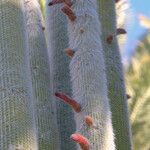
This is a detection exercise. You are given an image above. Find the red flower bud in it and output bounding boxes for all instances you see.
[61,5,76,22]
[106,34,113,44]
[117,28,127,35]
[55,92,81,112]
[85,116,93,126]
[115,0,120,3]
[64,48,75,57]
[127,94,131,99]
[71,133,90,150]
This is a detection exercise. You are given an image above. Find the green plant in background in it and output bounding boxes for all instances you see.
[39,0,46,17]
[126,26,150,149]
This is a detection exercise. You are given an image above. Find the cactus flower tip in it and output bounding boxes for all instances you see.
[42,26,45,30]
[115,0,120,3]
[55,92,81,112]
[64,48,75,58]
[117,28,127,35]
[127,94,131,99]
[61,5,76,22]
[85,116,93,126]
[71,133,90,150]
[48,2,53,6]
[106,34,113,44]
[55,92,59,97]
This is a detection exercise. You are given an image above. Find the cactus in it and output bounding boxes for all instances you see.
[0,0,38,149]
[23,0,60,149]
[45,1,76,149]
[66,0,115,149]
[97,0,133,149]
[0,0,132,149]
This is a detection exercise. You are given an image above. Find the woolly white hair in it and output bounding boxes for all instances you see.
[66,0,116,149]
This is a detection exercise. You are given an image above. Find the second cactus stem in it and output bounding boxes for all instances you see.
[53,0,116,149]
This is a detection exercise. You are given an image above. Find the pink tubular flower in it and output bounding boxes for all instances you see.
[61,5,76,22]
[55,92,81,112]
[71,133,90,150]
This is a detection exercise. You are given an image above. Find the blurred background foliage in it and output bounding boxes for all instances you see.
[126,29,150,150]
[39,0,45,17]
[126,16,150,150]
[40,0,150,149]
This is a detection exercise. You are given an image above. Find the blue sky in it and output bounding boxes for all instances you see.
[123,0,150,60]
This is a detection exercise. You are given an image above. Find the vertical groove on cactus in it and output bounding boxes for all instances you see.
[23,0,60,149]
[45,1,76,149]
[0,0,38,149]
[67,0,115,149]
[98,0,133,149]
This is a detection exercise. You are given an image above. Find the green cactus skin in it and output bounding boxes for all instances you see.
[0,0,38,149]
[97,0,133,149]
[45,1,76,150]
[23,0,60,149]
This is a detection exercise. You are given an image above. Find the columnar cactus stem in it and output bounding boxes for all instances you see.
[0,0,38,149]
[46,1,76,149]
[67,0,115,149]
[23,0,60,149]
[98,0,133,149]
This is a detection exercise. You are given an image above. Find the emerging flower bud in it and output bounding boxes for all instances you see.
[55,92,81,112]
[116,28,127,35]
[61,5,76,22]
[71,133,90,150]
[64,48,75,57]
[106,34,113,44]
